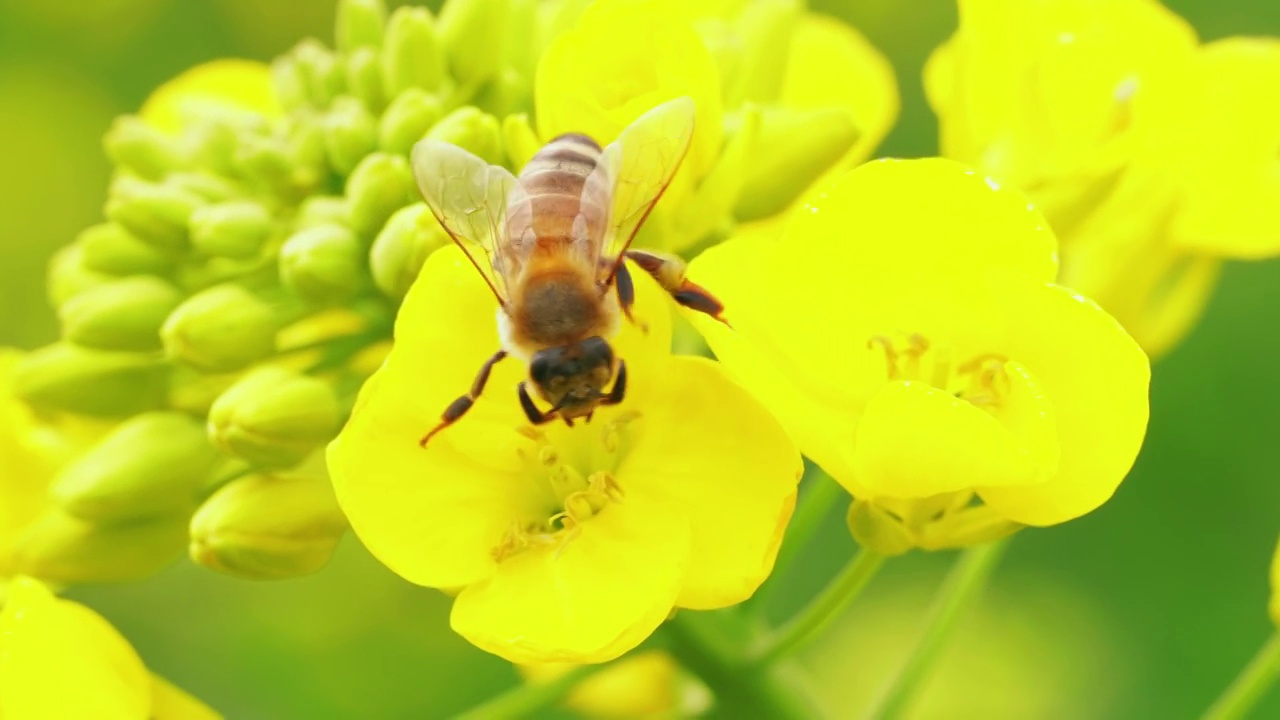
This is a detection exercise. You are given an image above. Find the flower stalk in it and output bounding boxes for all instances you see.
[1202,632,1280,720]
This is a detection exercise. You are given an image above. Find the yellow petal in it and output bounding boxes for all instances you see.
[451,492,690,664]
[1142,38,1280,259]
[851,381,1038,499]
[329,247,670,588]
[520,650,679,718]
[140,59,279,134]
[978,284,1149,526]
[1,350,56,561]
[779,14,898,165]
[618,356,800,608]
[0,577,151,719]
[151,674,223,720]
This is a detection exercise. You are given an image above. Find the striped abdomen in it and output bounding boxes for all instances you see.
[505,133,611,264]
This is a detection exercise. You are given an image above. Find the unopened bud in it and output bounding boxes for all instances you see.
[190,200,274,259]
[161,284,280,372]
[51,412,218,523]
[59,276,183,352]
[10,509,187,583]
[270,55,309,111]
[186,120,241,176]
[167,366,240,416]
[104,177,204,252]
[502,113,542,171]
[77,223,175,276]
[46,244,112,307]
[280,224,367,303]
[847,500,914,557]
[426,106,503,165]
[165,171,243,203]
[345,47,387,112]
[285,119,329,195]
[370,203,450,298]
[381,7,446,95]
[323,97,379,176]
[208,367,341,468]
[296,196,352,229]
[438,0,508,86]
[346,151,414,238]
[190,472,348,580]
[378,88,442,155]
[13,342,167,417]
[473,68,531,119]
[734,106,858,221]
[235,133,294,194]
[292,39,345,107]
[103,115,183,180]
[336,0,387,52]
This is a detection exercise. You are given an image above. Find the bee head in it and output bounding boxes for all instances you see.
[528,336,615,419]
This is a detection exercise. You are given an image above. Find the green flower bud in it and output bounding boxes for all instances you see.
[323,97,379,176]
[161,284,280,372]
[378,88,442,155]
[473,68,531,119]
[733,106,859,221]
[208,367,341,468]
[51,412,219,523]
[335,0,386,52]
[370,203,449,298]
[190,472,348,580]
[166,171,244,203]
[186,120,242,177]
[104,176,204,252]
[236,134,294,194]
[103,115,183,180]
[381,7,446,96]
[77,223,175,276]
[292,39,345,107]
[296,195,352,229]
[847,500,913,557]
[271,55,309,111]
[47,243,112,307]
[13,342,167,417]
[190,200,274,259]
[438,0,509,86]
[10,510,187,583]
[175,256,274,293]
[280,224,367,303]
[346,151,414,238]
[426,106,503,165]
[726,0,799,107]
[501,113,542,170]
[285,119,330,196]
[59,276,183,352]
[669,104,761,247]
[345,47,387,113]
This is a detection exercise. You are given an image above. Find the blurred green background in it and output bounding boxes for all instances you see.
[2,0,1279,717]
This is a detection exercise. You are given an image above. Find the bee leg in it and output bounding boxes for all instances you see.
[518,382,559,426]
[602,360,628,406]
[419,350,508,447]
[624,249,730,327]
[613,262,648,333]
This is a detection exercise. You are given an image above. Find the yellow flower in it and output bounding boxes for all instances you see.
[328,247,800,664]
[688,159,1149,551]
[535,0,724,178]
[519,650,696,718]
[140,59,280,134]
[0,576,219,719]
[925,0,1280,357]
[0,350,58,576]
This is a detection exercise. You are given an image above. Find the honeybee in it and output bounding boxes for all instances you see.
[411,97,728,446]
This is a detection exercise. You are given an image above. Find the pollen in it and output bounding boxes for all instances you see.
[868,333,1010,411]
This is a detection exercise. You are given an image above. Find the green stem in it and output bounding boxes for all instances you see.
[756,472,845,608]
[1202,633,1280,720]
[452,663,605,720]
[752,547,886,664]
[665,612,826,719]
[866,538,1010,720]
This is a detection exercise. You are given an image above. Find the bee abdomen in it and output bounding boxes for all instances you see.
[508,134,611,254]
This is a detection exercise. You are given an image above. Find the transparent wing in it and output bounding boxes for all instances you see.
[588,96,696,286]
[411,139,520,305]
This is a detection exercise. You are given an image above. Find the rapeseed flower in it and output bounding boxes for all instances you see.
[328,247,800,663]
[689,159,1149,552]
[926,0,1280,357]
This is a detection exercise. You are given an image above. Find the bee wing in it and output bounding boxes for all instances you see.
[589,97,696,286]
[411,139,520,305]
